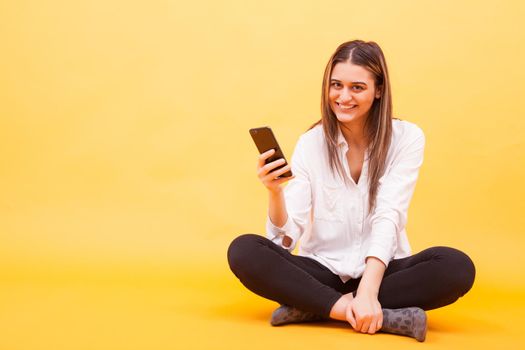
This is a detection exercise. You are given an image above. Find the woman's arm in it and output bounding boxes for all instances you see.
[349,125,426,334]
[347,257,385,334]
[367,127,426,269]
[265,135,312,251]
[357,256,386,296]
[268,189,292,247]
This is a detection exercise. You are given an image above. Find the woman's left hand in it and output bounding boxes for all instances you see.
[346,292,383,334]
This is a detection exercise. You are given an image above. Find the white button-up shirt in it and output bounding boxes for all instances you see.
[266,119,425,283]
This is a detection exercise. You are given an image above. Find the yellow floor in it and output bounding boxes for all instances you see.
[0,261,523,350]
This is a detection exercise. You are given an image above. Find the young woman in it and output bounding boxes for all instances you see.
[227,40,475,342]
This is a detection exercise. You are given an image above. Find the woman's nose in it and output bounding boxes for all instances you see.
[338,88,353,102]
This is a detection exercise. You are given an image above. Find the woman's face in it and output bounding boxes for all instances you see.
[329,61,381,125]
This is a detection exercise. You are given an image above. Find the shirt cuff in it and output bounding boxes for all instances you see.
[366,219,397,268]
[266,216,298,251]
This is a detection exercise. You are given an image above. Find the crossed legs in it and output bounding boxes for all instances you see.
[227,233,475,318]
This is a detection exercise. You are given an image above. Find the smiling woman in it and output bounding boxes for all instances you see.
[227,40,476,342]
[315,40,393,212]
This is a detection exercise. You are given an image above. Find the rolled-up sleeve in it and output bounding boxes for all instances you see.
[266,136,312,251]
[366,128,425,267]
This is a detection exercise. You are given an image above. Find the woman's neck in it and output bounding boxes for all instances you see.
[339,120,368,149]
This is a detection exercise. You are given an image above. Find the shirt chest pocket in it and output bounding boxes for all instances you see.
[314,181,345,223]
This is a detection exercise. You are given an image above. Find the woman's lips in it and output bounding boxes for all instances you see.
[336,102,357,110]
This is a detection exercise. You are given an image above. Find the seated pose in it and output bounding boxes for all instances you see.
[227,40,475,342]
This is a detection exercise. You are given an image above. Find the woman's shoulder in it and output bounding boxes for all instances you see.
[295,119,425,149]
[297,122,324,148]
[287,123,326,166]
[392,118,425,145]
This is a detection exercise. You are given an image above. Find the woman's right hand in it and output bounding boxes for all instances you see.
[257,149,295,193]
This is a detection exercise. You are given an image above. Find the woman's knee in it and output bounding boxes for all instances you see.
[431,246,476,295]
[227,233,266,273]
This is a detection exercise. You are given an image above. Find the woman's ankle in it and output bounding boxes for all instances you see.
[329,293,354,321]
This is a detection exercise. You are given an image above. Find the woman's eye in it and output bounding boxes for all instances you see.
[352,86,364,91]
[331,82,341,88]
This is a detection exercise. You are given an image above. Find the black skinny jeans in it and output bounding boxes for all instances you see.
[227,234,476,318]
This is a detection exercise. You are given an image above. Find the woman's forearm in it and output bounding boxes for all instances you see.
[268,189,292,248]
[357,256,386,296]
[268,189,288,228]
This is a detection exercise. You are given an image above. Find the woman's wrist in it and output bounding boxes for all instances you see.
[268,187,283,196]
[356,287,379,298]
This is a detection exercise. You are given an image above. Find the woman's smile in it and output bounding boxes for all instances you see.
[335,103,358,111]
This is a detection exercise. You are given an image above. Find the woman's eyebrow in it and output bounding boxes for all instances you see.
[330,79,367,85]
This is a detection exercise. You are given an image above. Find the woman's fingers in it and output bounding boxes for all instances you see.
[259,158,290,179]
[365,312,382,334]
[263,164,292,181]
[257,149,275,169]
[255,149,294,191]
[359,316,372,333]
[353,308,378,334]
[374,318,382,333]
[369,304,383,334]
[354,308,364,331]
[275,174,295,184]
[377,311,383,331]
[258,158,286,177]
[258,159,287,179]
[346,306,357,329]
[350,294,384,335]
[366,318,376,334]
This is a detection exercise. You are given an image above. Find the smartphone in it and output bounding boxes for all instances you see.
[249,126,293,178]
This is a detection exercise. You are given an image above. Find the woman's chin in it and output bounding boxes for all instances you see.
[335,113,362,124]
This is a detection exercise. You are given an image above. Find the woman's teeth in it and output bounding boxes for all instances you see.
[338,103,356,110]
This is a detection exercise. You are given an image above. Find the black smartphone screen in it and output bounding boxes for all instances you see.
[249,126,293,178]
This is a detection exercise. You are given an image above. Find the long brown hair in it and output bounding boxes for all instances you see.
[308,40,393,214]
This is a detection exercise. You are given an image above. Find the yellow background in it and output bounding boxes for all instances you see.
[1,0,524,349]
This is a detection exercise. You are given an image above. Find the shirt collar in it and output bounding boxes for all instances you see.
[336,124,347,147]
[336,124,370,160]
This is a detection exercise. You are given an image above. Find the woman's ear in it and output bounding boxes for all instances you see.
[375,86,382,99]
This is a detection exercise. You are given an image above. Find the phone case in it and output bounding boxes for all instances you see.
[249,126,293,178]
